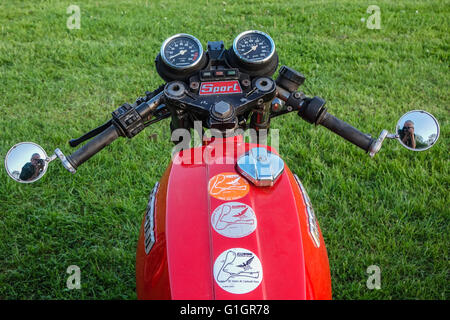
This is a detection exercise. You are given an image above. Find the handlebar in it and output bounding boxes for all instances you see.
[63,90,165,172]
[67,124,120,170]
[318,111,375,152]
[278,90,376,154]
[62,73,378,173]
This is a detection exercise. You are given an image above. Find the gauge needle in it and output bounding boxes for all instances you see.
[169,50,187,59]
[243,45,258,56]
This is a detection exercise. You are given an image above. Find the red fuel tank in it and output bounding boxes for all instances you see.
[136,136,332,299]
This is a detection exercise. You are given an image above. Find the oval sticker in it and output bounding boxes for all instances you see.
[211,202,257,238]
[208,172,250,201]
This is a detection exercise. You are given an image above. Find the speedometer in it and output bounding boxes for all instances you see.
[226,30,278,77]
[233,30,275,64]
[161,34,203,70]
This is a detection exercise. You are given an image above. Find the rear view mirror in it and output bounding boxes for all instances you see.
[4,142,51,183]
[396,110,440,151]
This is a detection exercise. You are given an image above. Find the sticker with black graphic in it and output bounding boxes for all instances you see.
[211,202,257,238]
[213,248,263,294]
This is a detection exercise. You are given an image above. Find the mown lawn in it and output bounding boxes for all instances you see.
[0,0,448,299]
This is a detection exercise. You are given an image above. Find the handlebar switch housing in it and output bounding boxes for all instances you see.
[288,95,327,125]
[112,103,145,138]
[297,96,327,125]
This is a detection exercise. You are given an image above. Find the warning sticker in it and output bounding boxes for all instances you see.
[208,172,250,201]
[213,248,263,294]
[211,202,257,238]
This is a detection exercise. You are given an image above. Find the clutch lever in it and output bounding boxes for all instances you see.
[69,120,113,147]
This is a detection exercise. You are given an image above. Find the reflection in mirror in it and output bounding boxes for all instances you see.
[4,142,48,183]
[396,110,440,151]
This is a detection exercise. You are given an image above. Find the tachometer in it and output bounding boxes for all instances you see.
[161,34,203,70]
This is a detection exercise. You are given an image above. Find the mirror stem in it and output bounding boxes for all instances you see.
[368,129,389,157]
[54,148,76,174]
[46,154,57,163]
[386,133,399,139]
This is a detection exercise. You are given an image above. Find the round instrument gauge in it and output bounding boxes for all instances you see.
[226,30,278,77]
[160,34,204,70]
[232,30,275,64]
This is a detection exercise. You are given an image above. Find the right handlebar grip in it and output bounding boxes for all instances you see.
[318,111,374,152]
[67,124,120,170]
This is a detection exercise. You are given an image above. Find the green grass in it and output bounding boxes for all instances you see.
[0,0,448,299]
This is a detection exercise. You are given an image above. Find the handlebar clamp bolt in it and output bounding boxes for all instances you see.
[190,81,199,91]
[241,79,251,88]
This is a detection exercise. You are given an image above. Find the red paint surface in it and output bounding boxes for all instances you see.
[136,136,332,299]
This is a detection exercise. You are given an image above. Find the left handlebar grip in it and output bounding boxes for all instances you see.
[67,124,120,170]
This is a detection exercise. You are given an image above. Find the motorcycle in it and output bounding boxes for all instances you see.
[4,30,440,299]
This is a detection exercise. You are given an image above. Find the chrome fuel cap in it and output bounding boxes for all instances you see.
[236,147,284,187]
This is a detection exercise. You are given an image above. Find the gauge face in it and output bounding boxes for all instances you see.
[161,34,203,70]
[233,30,275,64]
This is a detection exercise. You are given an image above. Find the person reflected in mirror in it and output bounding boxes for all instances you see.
[19,153,45,181]
[399,120,416,149]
